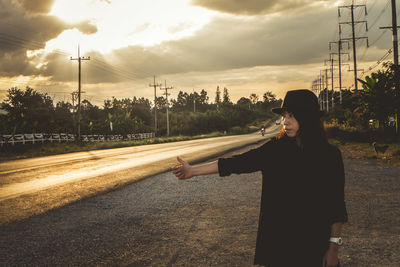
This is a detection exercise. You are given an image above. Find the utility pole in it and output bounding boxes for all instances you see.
[320,70,326,111]
[330,39,350,105]
[319,74,323,110]
[324,57,337,109]
[149,76,162,136]
[325,69,329,112]
[339,2,368,91]
[193,89,196,113]
[70,45,90,141]
[379,0,399,136]
[160,80,173,136]
[311,78,323,110]
[331,57,335,108]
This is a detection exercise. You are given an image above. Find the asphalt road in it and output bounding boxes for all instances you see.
[0,142,266,266]
[0,125,280,226]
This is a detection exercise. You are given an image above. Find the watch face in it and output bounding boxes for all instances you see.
[337,238,343,245]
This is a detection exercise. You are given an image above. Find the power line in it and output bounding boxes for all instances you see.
[369,29,389,46]
[368,0,380,13]
[369,0,391,30]
[0,32,155,84]
[360,48,393,77]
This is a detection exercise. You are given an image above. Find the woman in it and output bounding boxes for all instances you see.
[172,89,348,267]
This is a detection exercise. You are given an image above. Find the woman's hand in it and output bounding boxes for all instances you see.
[322,243,339,267]
[172,157,194,180]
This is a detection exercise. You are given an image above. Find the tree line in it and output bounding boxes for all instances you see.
[0,86,281,137]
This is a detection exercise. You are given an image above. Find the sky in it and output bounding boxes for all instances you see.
[0,0,396,105]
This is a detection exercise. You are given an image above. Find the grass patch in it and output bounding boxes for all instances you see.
[330,138,400,166]
[325,121,398,143]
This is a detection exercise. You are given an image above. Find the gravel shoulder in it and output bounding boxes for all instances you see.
[340,156,400,266]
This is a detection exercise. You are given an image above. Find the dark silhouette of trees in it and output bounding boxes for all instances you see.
[1,86,281,137]
[222,87,231,104]
[215,86,221,105]
[359,63,396,129]
[2,87,54,134]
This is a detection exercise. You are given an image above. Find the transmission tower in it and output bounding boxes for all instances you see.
[339,2,368,91]
[329,37,350,104]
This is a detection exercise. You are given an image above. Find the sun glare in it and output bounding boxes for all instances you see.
[47,0,215,54]
[49,0,102,24]
[45,29,85,56]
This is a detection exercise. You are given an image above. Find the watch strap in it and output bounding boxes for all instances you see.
[329,237,343,246]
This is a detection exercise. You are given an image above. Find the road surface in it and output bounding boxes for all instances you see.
[0,125,280,225]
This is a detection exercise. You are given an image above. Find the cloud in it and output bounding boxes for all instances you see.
[15,0,56,14]
[190,0,329,15]
[73,20,98,34]
[14,2,353,84]
[106,5,337,79]
[0,0,97,77]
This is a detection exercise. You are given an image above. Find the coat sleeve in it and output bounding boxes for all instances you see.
[327,146,348,224]
[218,139,275,177]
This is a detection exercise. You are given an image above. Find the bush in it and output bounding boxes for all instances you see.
[325,121,397,143]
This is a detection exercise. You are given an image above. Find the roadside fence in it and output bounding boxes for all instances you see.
[0,133,155,146]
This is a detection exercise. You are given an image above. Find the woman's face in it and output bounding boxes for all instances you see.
[282,111,300,137]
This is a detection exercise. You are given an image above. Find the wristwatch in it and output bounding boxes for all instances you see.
[329,237,343,246]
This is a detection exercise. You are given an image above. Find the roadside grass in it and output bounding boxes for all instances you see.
[329,139,400,166]
[324,122,400,165]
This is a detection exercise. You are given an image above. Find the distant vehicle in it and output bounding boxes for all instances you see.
[275,119,281,125]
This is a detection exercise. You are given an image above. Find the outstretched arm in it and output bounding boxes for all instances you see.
[172,157,218,180]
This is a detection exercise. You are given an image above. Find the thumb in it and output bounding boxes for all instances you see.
[177,156,186,165]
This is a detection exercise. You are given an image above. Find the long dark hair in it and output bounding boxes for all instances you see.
[277,111,327,150]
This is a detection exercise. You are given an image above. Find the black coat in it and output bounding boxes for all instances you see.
[218,136,348,267]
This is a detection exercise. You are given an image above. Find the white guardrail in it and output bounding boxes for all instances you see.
[0,133,155,146]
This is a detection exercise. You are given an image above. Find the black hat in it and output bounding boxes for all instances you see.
[272,89,322,116]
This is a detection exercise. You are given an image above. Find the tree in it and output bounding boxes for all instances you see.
[249,93,258,105]
[263,91,277,104]
[237,97,251,107]
[215,86,221,104]
[2,87,54,133]
[358,67,395,130]
[155,96,167,112]
[131,97,152,126]
[54,101,74,133]
[199,89,209,105]
[223,87,231,104]
[171,91,189,112]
